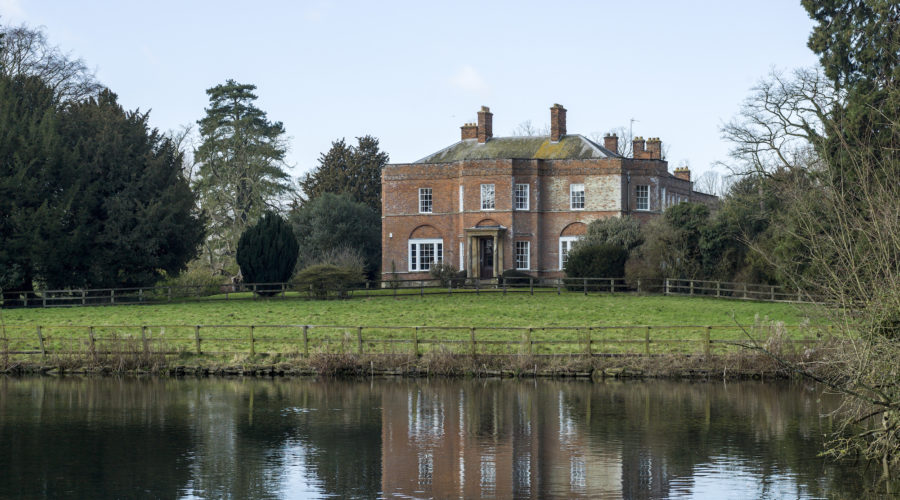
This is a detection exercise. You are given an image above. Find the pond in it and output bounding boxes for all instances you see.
[0,376,885,498]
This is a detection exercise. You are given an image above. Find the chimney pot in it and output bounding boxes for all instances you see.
[604,133,619,154]
[633,136,648,158]
[646,137,662,159]
[550,103,567,142]
[460,122,478,140]
[477,106,493,143]
[674,166,691,182]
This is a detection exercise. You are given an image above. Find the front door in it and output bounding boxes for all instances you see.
[479,237,494,278]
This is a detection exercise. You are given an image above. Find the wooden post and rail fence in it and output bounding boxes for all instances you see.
[0,278,821,309]
[0,323,826,360]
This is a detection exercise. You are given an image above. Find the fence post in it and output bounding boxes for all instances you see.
[282,283,286,299]
[42,293,46,308]
[665,279,670,295]
[637,278,642,293]
[139,288,144,303]
[527,328,533,356]
[704,326,711,357]
[82,289,86,305]
[586,327,592,357]
[470,327,477,357]
[141,326,148,354]
[503,279,507,296]
[88,326,96,358]
[476,279,480,295]
[770,285,775,301]
[583,278,587,295]
[413,327,419,357]
[249,326,255,356]
[716,281,721,298]
[743,282,748,299]
[37,326,46,357]
[690,280,694,296]
[357,327,363,355]
[557,279,561,295]
[302,326,309,357]
[610,279,615,293]
[420,282,424,298]
[194,326,201,355]
[530,278,534,296]
[448,279,452,296]
[167,287,172,302]
[110,288,115,305]
[644,326,651,355]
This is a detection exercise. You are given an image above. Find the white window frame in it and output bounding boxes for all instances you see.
[459,241,465,270]
[408,238,443,272]
[570,184,585,210]
[514,183,529,210]
[419,187,432,213]
[559,236,581,270]
[515,241,530,270]
[481,184,495,210]
[636,185,649,211]
[459,185,464,212]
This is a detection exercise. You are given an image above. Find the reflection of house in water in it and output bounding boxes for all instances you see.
[380,381,622,498]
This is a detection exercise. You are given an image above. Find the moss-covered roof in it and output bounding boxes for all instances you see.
[414,135,618,163]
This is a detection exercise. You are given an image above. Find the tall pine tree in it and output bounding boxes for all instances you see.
[193,80,292,275]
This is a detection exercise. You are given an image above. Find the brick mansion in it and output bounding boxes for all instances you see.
[381,104,716,280]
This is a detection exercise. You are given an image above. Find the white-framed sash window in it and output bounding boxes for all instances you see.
[515,183,529,210]
[515,241,530,270]
[419,187,432,213]
[481,184,495,210]
[570,184,585,210]
[559,236,581,270]
[409,239,443,272]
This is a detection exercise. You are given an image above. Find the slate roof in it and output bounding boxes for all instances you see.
[414,135,619,163]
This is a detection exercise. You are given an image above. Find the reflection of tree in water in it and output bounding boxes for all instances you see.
[0,377,194,498]
[555,380,872,498]
[185,378,382,499]
[0,377,884,498]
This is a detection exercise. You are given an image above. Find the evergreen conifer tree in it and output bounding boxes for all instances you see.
[193,80,292,275]
[236,211,298,294]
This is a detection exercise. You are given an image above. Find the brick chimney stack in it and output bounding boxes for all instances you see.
[647,137,661,159]
[550,103,567,142]
[604,133,619,154]
[477,106,493,143]
[460,122,477,140]
[633,137,647,158]
[674,166,691,182]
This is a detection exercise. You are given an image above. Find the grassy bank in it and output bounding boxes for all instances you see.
[2,292,810,327]
[0,293,828,376]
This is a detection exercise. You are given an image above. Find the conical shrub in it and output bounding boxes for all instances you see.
[237,211,299,295]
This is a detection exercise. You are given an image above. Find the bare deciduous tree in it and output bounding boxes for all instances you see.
[0,23,103,102]
[720,67,839,177]
[511,120,549,137]
[693,170,733,196]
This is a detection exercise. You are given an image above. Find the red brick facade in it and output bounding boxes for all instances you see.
[382,105,715,280]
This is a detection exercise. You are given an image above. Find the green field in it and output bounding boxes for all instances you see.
[3,292,808,327]
[1,293,822,358]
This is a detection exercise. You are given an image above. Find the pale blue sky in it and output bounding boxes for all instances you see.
[2,0,819,182]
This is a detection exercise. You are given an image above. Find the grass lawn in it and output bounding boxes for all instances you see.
[1,292,822,357]
[3,291,810,327]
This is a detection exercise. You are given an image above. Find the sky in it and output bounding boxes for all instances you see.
[1,0,820,184]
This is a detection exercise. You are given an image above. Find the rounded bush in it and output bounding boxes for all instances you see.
[236,212,299,295]
[564,243,628,290]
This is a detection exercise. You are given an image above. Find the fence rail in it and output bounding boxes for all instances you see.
[0,323,825,359]
[0,277,818,309]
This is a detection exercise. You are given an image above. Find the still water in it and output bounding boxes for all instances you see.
[0,376,880,499]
